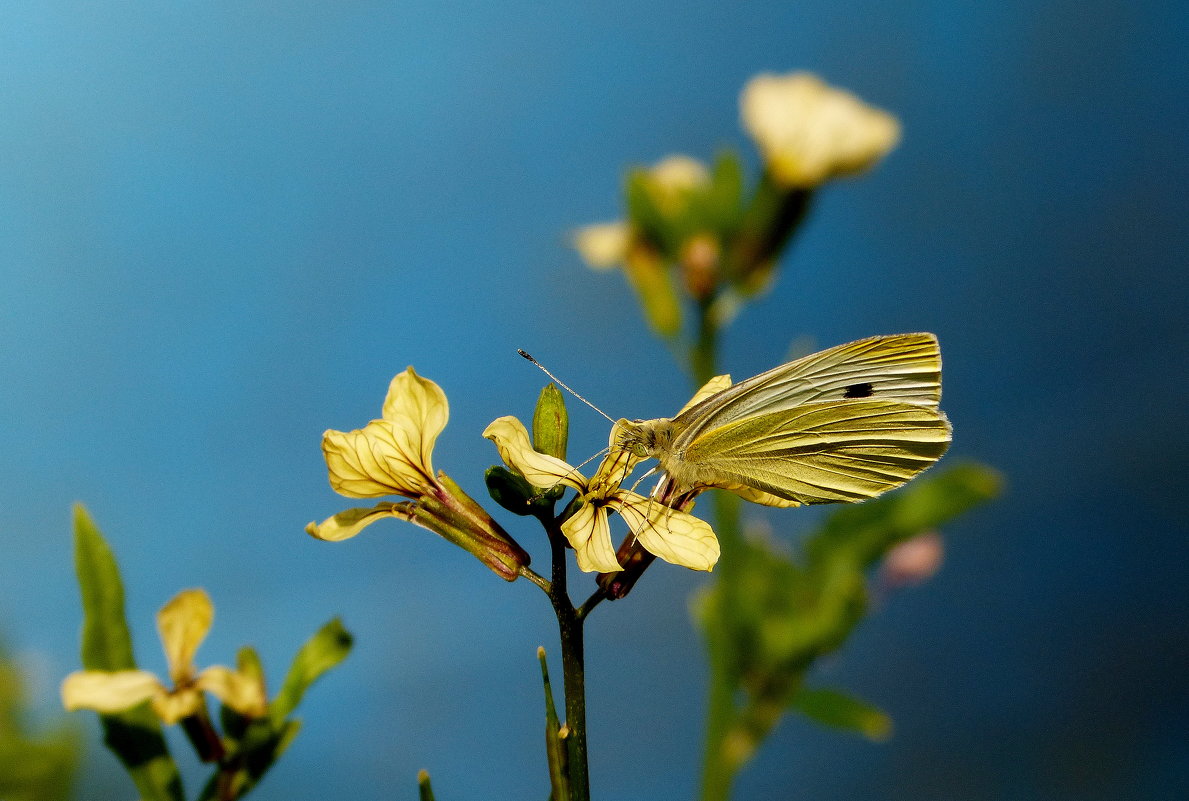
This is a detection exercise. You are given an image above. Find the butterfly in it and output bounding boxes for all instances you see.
[612,333,952,506]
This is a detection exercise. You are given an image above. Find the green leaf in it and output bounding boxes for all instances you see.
[268,618,352,726]
[538,647,569,801]
[791,686,892,741]
[71,504,184,801]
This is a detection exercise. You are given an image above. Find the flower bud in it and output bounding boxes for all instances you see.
[532,383,569,461]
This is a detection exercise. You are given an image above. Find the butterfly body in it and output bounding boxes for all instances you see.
[613,333,952,507]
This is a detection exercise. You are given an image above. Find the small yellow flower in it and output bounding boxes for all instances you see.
[307,367,447,540]
[61,589,265,725]
[308,367,529,580]
[483,417,719,573]
[741,72,901,187]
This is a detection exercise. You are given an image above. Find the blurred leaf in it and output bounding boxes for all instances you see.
[71,505,184,801]
[0,646,82,801]
[418,769,436,801]
[806,462,1003,570]
[704,151,746,236]
[625,169,672,255]
[623,246,682,338]
[268,618,352,726]
[791,686,892,741]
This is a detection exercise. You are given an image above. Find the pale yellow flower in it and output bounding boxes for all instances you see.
[307,367,529,580]
[483,416,719,573]
[646,155,711,215]
[741,72,900,187]
[307,366,446,541]
[573,222,632,271]
[61,589,265,725]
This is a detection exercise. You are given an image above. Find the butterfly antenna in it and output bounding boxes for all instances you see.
[518,349,617,424]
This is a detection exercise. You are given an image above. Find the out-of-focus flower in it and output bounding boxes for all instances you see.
[645,154,711,215]
[573,222,632,270]
[307,367,529,581]
[880,531,945,587]
[484,416,719,573]
[61,589,265,725]
[741,72,900,187]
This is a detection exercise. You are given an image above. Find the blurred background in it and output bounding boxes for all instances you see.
[2,2,1185,799]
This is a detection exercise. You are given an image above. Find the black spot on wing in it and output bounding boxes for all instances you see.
[843,382,875,399]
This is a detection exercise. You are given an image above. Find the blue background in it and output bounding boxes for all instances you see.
[2,2,1186,799]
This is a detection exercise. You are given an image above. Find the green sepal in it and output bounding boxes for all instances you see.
[195,718,302,801]
[72,505,184,801]
[532,383,569,461]
[485,466,562,516]
[625,168,672,255]
[791,686,892,741]
[268,618,353,726]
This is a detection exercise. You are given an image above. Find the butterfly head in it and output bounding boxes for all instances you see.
[612,417,672,459]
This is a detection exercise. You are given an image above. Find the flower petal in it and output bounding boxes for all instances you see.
[306,503,407,542]
[381,367,448,475]
[152,688,205,725]
[197,665,267,718]
[561,503,623,573]
[483,416,586,491]
[323,420,432,498]
[573,222,631,270]
[615,494,720,571]
[741,72,900,187]
[676,374,732,415]
[61,669,163,714]
[157,588,213,685]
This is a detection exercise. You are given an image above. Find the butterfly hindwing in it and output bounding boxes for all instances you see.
[678,399,952,505]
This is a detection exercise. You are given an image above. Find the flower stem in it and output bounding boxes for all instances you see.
[545,519,591,801]
[690,307,746,801]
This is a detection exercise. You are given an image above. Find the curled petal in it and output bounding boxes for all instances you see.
[323,420,434,498]
[573,222,631,270]
[677,374,733,415]
[483,416,586,491]
[616,494,720,571]
[197,665,267,718]
[306,503,409,542]
[381,367,448,475]
[61,669,163,714]
[741,72,900,187]
[157,589,213,685]
[561,503,622,573]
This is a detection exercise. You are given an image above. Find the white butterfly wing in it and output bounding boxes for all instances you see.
[679,399,952,504]
[672,333,942,449]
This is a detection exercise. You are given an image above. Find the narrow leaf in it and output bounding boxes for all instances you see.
[792,686,892,741]
[418,769,436,801]
[538,647,569,801]
[71,504,184,801]
[268,618,352,725]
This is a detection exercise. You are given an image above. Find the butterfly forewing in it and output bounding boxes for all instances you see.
[672,333,942,444]
[679,399,952,505]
